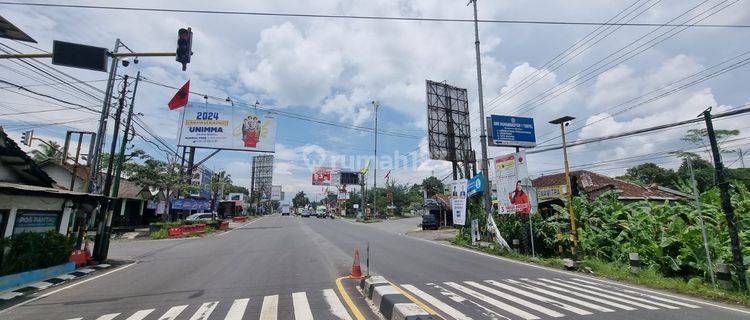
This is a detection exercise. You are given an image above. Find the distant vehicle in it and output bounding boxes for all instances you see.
[300,210,311,218]
[421,214,438,230]
[281,204,291,216]
[186,212,217,222]
[316,206,327,218]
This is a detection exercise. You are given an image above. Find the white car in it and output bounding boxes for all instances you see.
[185,212,218,222]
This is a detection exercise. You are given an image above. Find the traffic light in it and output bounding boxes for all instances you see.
[176,27,193,71]
[20,130,33,146]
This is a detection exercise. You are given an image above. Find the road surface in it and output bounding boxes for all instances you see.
[1,215,748,320]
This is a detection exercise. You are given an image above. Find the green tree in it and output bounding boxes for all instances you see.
[127,157,186,220]
[421,176,444,197]
[210,171,232,211]
[618,162,678,188]
[676,157,714,192]
[292,191,310,208]
[226,184,249,196]
[30,140,65,163]
[682,128,739,162]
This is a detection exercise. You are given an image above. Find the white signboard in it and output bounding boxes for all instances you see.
[178,102,277,152]
[449,179,468,225]
[270,185,282,201]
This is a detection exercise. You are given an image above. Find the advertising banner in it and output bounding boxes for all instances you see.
[177,102,277,152]
[13,211,59,234]
[487,115,536,148]
[337,192,350,201]
[271,186,282,201]
[449,179,468,225]
[494,151,535,214]
[171,199,211,211]
[467,171,485,197]
[312,167,341,186]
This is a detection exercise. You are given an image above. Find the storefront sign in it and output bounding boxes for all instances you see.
[13,211,59,234]
[536,185,567,201]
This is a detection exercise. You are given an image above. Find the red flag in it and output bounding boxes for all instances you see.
[168,80,190,110]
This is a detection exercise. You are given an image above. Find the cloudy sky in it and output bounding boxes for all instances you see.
[1,0,749,200]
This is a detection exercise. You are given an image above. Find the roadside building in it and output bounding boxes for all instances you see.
[425,194,452,227]
[532,170,688,217]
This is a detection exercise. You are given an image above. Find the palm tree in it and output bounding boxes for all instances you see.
[30,140,65,163]
[210,171,232,212]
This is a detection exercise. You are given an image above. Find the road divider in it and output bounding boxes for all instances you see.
[359,275,437,320]
[232,216,248,222]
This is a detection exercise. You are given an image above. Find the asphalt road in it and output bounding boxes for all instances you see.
[1,215,748,320]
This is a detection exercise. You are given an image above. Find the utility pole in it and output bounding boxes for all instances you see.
[702,108,747,291]
[103,75,129,197]
[91,38,121,193]
[372,101,379,219]
[550,115,577,257]
[469,0,492,218]
[112,72,140,197]
[687,157,716,287]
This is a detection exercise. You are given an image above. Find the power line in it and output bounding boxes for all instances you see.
[2,1,749,28]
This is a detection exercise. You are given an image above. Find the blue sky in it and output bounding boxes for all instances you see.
[1,0,749,200]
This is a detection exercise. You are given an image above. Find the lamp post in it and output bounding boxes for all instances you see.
[549,115,577,258]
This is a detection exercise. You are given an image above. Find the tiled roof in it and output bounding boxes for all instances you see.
[532,170,685,200]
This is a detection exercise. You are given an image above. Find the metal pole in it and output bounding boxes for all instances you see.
[688,157,716,287]
[112,72,140,197]
[70,133,83,191]
[471,0,492,220]
[103,75,129,197]
[702,109,747,291]
[373,101,379,218]
[91,38,120,193]
[560,122,578,257]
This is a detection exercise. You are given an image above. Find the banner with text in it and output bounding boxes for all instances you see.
[178,102,277,152]
[494,151,535,214]
[449,179,468,225]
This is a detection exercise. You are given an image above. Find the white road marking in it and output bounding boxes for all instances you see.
[95,314,120,320]
[217,217,264,237]
[553,278,680,309]
[0,263,136,316]
[188,301,219,320]
[444,282,540,320]
[485,280,592,315]
[77,268,96,274]
[293,291,315,320]
[224,298,249,320]
[570,278,701,309]
[322,288,353,320]
[538,278,659,310]
[260,295,279,320]
[401,284,473,320]
[464,281,565,318]
[521,278,636,311]
[125,309,154,320]
[157,305,188,320]
[28,282,53,289]
[57,274,77,280]
[64,318,83,320]
[504,279,614,313]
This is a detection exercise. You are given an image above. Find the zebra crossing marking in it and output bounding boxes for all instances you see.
[188,301,218,320]
[484,280,592,315]
[292,292,314,320]
[224,298,249,320]
[444,281,540,320]
[401,284,473,320]
[259,294,279,320]
[464,281,565,318]
[157,305,188,320]
[537,278,660,310]
[504,279,615,313]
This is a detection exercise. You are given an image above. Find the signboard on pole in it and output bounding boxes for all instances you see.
[487,115,536,148]
[449,179,468,225]
[337,191,350,201]
[467,171,485,197]
[494,151,535,214]
[270,185,282,201]
[178,102,277,152]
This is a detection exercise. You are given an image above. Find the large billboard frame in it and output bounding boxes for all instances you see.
[426,80,473,162]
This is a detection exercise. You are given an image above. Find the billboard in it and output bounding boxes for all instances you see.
[449,179,468,225]
[171,199,211,211]
[178,102,277,152]
[426,80,473,162]
[487,115,536,148]
[271,186,282,201]
[312,167,340,186]
[494,151,535,214]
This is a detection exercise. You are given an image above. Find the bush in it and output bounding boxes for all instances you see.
[0,231,73,276]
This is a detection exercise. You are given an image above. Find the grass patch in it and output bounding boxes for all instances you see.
[450,239,750,306]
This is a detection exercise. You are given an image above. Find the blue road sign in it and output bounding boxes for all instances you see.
[488,115,536,148]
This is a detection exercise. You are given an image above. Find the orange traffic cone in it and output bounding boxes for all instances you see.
[349,248,364,279]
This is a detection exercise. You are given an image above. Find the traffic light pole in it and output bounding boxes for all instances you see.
[702,108,747,291]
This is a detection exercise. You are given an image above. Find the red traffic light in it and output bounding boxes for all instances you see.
[176,27,193,71]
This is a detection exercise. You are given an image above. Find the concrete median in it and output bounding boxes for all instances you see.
[359,275,436,320]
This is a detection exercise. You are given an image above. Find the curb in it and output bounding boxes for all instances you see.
[359,275,437,320]
[0,264,111,302]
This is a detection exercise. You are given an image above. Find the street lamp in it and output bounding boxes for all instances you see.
[549,115,577,258]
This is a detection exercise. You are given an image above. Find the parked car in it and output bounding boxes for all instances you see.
[300,210,311,218]
[421,214,438,230]
[186,212,218,222]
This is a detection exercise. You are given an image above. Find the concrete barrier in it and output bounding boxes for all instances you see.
[359,275,436,320]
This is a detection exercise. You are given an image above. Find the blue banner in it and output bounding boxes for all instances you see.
[488,115,536,147]
[467,172,485,196]
[171,198,211,211]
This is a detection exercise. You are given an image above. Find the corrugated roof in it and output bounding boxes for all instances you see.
[0,181,105,198]
[532,170,685,201]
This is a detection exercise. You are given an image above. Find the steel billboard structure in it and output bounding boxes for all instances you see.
[252,155,274,208]
[426,80,474,179]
